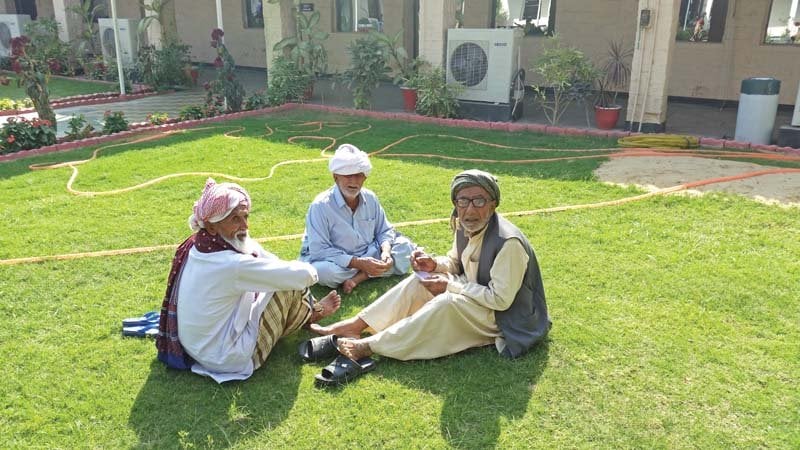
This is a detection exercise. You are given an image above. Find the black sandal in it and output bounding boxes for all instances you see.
[314,354,376,387]
[297,335,339,362]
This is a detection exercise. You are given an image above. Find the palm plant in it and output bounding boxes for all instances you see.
[598,40,633,107]
[137,0,174,45]
[66,0,104,55]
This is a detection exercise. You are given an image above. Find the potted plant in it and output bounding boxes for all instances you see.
[370,30,428,112]
[594,40,633,130]
[270,1,328,98]
[414,66,463,118]
[531,36,599,126]
[344,36,390,109]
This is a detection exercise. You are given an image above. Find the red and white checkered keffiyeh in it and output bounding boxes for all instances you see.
[188,178,251,231]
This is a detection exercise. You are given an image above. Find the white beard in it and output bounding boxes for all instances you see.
[222,232,256,254]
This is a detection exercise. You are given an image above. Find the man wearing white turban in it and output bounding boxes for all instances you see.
[305,170,550,385]
[300,144,413,294]
[156,178,341,383]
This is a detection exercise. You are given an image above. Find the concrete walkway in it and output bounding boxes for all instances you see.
[4,66,796,141]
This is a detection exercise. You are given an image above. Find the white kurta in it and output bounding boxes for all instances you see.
[177,241,318,383]
[360,225,529,360]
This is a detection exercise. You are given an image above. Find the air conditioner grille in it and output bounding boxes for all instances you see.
[0,23,11,50]
[449,42,488,87]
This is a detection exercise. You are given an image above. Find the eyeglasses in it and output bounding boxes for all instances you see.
[454,197,490,208]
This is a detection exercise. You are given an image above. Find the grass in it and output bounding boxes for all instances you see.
[1,110,798,448]
[0,74,116,101]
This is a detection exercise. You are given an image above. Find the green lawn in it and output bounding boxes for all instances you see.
[0,74,116,101]
[1,110,798,448]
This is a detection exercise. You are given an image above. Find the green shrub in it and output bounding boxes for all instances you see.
[147,112,169,125]
[266,56,312,106]
[244,90,268,110]
[136,43,191,89]
[178,105,205,121]
[0,116,56,154]
[102,111,128,134]
[344,36,390,109]
[66,114,95,140]
[414,67,463,118]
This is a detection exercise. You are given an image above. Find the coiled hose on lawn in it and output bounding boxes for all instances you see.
[618,134,700,149]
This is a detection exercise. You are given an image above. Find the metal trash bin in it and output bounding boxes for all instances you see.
[734,77,781,145]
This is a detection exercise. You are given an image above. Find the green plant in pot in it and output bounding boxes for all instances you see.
[594,39,633,130]
[269,1,329,98]
[531,36,598,126]
[344,35,390,109]
[369,30,428,112]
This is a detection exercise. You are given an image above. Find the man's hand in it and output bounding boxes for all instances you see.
[419,274,448,296]
[411,248,436,273]
[352,256,392,277]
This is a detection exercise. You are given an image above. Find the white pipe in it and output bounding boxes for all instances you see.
[216,0,224,35]
[110,0,125,95]
[628,4,647,131]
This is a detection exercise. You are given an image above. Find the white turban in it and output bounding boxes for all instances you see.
[188,178,251,232]
[328,144,372,176]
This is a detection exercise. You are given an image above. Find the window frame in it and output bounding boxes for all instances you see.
[243,0,264,29]
[334,0,383,33]
[763,0,800,45]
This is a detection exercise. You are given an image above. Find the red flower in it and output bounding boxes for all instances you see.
[7,134,15,144]
[48,59,61,73]
[211,28,224,41]
[213,56,223,68]
[10,36,28,57]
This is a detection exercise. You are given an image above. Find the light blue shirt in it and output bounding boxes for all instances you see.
[300,185,396,268]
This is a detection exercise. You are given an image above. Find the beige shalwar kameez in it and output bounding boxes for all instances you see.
[359,225,529,360]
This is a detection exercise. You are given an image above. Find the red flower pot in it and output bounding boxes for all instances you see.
[400,87,417,113]
[594,105,622,130]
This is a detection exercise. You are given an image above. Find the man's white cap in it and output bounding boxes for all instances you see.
[328,144,372,176]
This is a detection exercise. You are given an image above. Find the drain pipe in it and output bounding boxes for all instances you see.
[110,0,125,95]
[629,1,648,131]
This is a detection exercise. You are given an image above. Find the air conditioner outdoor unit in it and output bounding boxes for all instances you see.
[0,14,32,58]
[446,28,523,104]
[98,18,139,67]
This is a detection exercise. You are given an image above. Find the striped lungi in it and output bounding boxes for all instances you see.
[252,288,313,369]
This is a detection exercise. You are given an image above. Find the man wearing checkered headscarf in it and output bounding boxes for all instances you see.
[300,144,414,294]
[156,178,341,383]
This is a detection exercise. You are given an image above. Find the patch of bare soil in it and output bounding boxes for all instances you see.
[594,156,800,207]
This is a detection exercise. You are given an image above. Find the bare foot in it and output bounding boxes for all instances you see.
[308,290,341,324]
[308,316,368,338]
[342,271,369,294]
[338,338,373,361]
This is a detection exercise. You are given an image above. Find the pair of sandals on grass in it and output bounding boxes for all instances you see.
[122,311,160,337]
[298,334,376,387]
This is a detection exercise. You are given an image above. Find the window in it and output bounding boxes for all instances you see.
[676,0,728,43]
[764,0,800,44]
[244,0,264,28]
[14,0,37,20]
[335,0,382,32]
[491,0,555,36]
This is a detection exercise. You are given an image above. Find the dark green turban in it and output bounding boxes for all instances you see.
[450,169,500,206]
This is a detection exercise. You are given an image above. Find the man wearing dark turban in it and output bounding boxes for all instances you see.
[305,170,550,384]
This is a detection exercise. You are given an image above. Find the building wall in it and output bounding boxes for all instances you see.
[670,0,800,105]
[174,0,266,67]
[513,0,799,105]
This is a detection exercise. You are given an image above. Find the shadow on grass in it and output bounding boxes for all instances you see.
[382,342,549,448]
[128,338,303,448]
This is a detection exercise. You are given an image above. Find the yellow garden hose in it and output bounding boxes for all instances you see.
[618,134,700,149]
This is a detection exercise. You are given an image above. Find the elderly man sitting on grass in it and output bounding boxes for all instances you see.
[156,178,340,383]
[301,170,551,386]
[299,144,413,294]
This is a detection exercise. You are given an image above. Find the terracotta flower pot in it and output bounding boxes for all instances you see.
[400,86,417,113]
[594,105,622,130]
